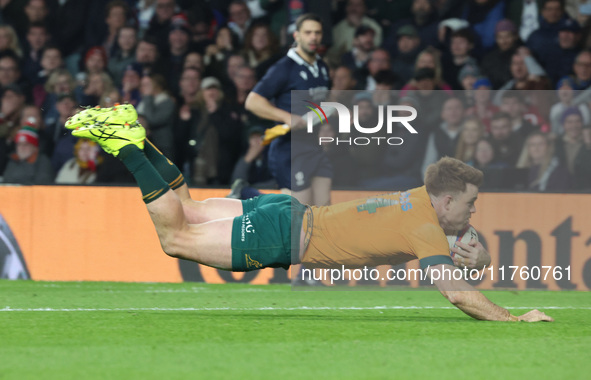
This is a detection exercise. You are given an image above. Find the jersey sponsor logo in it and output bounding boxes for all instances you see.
[240,215,256,242]
[245,254,263,269]
[356,192,413,214]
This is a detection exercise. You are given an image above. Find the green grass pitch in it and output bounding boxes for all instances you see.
[1,280,590,380]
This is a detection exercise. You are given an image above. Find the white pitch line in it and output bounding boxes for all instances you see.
[1,306,590,312]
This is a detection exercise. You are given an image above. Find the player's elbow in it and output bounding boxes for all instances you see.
[244,92,257,112]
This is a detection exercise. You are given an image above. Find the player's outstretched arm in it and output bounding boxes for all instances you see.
[427,264,554,322]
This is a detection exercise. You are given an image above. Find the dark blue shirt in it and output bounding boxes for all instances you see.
[252,48,329,117]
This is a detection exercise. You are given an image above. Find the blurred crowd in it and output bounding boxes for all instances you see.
[0,0,590,192]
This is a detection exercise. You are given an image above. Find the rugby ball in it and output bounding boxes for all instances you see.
[447,225,479,257]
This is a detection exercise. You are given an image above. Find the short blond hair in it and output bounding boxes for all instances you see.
[424,157,483,197]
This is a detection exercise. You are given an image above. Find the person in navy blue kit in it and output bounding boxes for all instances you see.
[245,13,332,206]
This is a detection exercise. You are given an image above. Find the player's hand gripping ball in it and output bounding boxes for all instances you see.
[447,225,479,257]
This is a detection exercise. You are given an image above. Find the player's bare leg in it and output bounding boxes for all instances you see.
[146,189,234,269]
[310,176,331,206]
[143,139,243,224]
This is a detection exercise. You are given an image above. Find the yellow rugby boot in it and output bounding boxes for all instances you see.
[72,122,146,157]
[65,103,138,129]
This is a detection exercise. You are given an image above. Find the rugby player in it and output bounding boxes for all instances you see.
[66,105,553,322]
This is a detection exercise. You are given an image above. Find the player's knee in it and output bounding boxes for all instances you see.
[159,231,188,259]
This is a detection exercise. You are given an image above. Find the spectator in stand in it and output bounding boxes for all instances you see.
[455,117,486,163]
[97,0,130,57]
[137,73,175,159]
[389,25,421,86]
[401,47,453,96]
[30,45,63,107]
[540,18,582,85]
[465,77,499,130]
[135,0,157,37]
[495,47,549,103]
[488,112,525,166]
[232,65,257,108]
[135,36,164,75]
[356,48,390,91]
[187,6,215,54]
[457,64,480,107]
[22,22,49,86]
[18,0,50,40]
[461,0,506,53]
[108,25,138,87]
[480,19,520,90]
[499,91,546,138]
[241,23,280,75]
[406,67,451,134]
[19,104,44,132]
[526,0,567,59]
[228,0,253,44]
[166,14,192,96]
[516,131,572,191]
[203,27,238,79]
[372,70,398,106]
[573,124,591,189]
[331,65,357,92]
[0,84,26,144]
[230,65,264,134]
[341,25,375,72]
[550,77,590,135]
[55,138,102,185]
[223,53,246,93]
[442,28,478,90]
[44,93,78,172]
[332,0,382,55]
[506,0,543,43]
[187,77,243,186]
[120,63,143,106]
[421,97,465,176]
[383,0,439,56]
[146,0,177,52]
[2,126,53,184]
[469,138,506,169]
[174,66,201,169]
[554,107,586,176]
[52,0,91,74]
[40,69,75,126]
[0,25,22,57]
[77,47,109,89]
[0,52,29,98]
[566,50,591,90]
[468,137,509,189]
[183,52,204,73]
[76,72,115,107]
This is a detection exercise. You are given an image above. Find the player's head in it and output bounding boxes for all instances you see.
[294,13,323,56]
[425,157,483,233]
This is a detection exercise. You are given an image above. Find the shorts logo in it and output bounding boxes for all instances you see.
[245,254,262,269]
[240,215,255,242]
